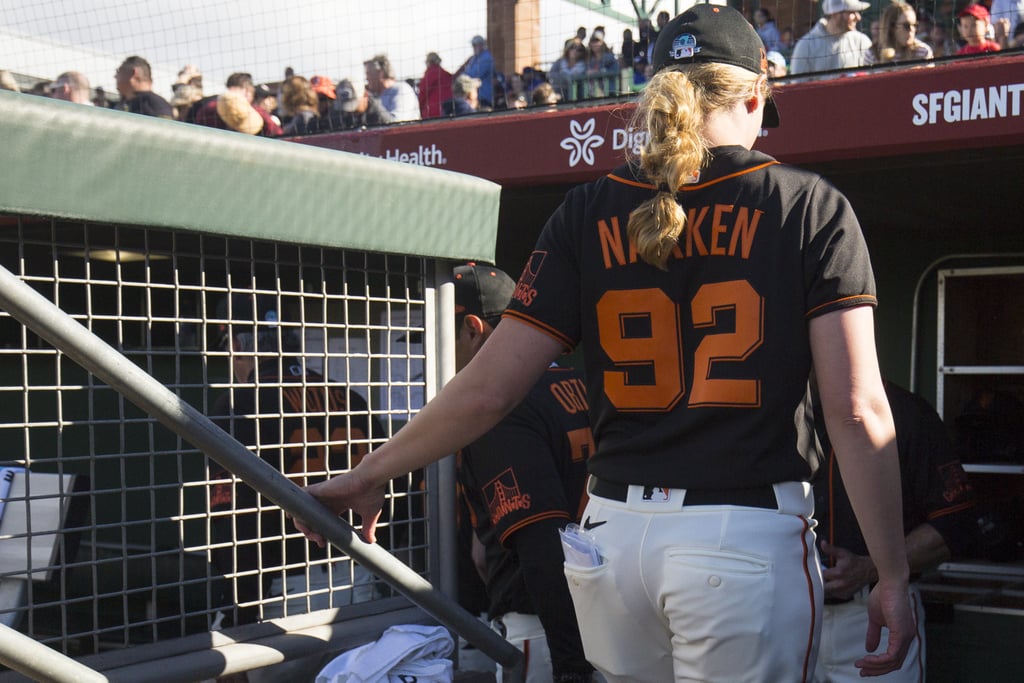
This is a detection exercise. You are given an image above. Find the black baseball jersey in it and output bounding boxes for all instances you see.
[504,146,876,489]
[813,381,979,563]
[458,365,593,617]
[209,357,382,610]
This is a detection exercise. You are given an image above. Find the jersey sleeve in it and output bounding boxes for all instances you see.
[504,192,583,350]
[802,177,878,319]
[460,400,575,548]
[889,385,979,558]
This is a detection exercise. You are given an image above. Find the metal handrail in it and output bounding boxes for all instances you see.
[0,262,523,681]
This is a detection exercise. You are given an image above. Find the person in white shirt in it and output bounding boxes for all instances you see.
[791,0,873,75]
[364,54,421,123]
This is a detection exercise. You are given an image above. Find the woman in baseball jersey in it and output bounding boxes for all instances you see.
[298,5,914,682]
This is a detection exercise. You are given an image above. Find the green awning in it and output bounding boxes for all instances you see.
[0,90,501,262]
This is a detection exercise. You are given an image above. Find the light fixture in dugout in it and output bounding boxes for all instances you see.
[64,249,169,263]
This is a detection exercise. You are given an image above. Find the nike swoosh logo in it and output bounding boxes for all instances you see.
[582,516,606,531]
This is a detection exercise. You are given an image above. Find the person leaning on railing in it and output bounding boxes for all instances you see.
[548,40,587,101]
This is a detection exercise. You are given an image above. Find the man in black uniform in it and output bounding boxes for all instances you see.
[208,293,383,631]
[452,263,595,683]
[812,381,978,682]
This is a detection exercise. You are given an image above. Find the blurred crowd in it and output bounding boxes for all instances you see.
[2,1,1021,137]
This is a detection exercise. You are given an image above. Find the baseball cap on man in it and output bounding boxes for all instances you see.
[453,263,515,325]
[651,4,780,127]
[822,0,871,14]
[215,293,299,351]
[957,3,990,20]
[766,51,787,70]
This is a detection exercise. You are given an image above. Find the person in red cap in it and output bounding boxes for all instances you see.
[956,3,1003,53]
[297,5,914,681]
[309,74,336,120]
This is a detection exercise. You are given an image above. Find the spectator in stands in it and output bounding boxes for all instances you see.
[548,41,587,101]
[280,75,322,135]
[252,84,281,127]
[530,82,560,107]
[993,11,1016,48]
[503,72,528,109]
[48,71,92,104]
[870,18,882,45]
[585,29,619,97]
[171,63,203,121]
[419,52,453,119]
[1011,20,1024,46]
[780,26,796,55]
[633,17,655,84]
[0,70,19,92]
[456,35,496,108]
[656,9,671,34]
[754,8,785,53]
[113,55,172,118]
[328,78,392,130]
[927,18,960,57]
[620,28,638,71]
[193,72,283,137]
[309,75,335,119]
[521,65,547,92]
[364,54,421,122]
[170,82,203,121]
[990,0,1024,38]
[866,1,934,64]
[956,3,1003,53]
[442,74,481,117]
[92,86,108,108]
[790,0,873,75]
[766,50,789,77]
[916,10,936,46]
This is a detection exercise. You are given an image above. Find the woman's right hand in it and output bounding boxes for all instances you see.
[294,467,385,546]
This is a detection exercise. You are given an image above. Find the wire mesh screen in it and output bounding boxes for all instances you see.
[0,215,432,657]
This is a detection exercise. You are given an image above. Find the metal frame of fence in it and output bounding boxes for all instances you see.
[0,216,521,681]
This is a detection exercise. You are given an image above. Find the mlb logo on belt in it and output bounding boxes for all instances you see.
[642,486,672,502]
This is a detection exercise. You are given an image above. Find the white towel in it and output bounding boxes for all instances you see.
[316,623,455,683]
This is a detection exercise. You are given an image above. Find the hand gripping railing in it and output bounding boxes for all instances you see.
[0,263,524,682]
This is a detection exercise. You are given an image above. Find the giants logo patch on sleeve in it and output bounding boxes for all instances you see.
[513,251,546,307]
[484,467,532,524]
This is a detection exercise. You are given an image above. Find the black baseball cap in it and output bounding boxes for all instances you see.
[453,263,515,324]
[214,292,282,348]
[651,3,780,128]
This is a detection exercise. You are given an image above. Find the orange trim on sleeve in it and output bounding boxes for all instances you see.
[927,501,976,520]
[805,295,877,319]
[498,510,571,546]
[502,310,576,350]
